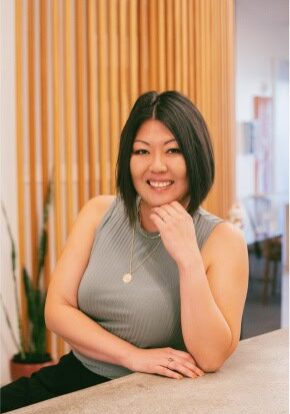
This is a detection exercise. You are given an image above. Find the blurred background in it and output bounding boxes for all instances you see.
[1,0,288,385]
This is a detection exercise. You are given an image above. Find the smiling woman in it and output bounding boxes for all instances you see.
[1,91,248,412]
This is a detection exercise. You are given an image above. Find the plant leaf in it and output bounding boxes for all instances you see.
[22,268,36,322]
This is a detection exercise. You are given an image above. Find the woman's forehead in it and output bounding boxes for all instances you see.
[134,119,176,144]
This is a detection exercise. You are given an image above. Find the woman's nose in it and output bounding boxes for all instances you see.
[149,153,167,173]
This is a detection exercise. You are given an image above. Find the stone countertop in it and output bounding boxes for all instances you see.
[9,329,289,414]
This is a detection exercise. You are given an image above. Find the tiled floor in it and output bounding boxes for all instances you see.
[242,253,283,339]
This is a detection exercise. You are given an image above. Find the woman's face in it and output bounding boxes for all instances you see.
[130,119,189,209]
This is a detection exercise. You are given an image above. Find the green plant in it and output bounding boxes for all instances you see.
[1,181,52,363]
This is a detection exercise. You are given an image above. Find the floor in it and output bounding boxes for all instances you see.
[242,251,283,339]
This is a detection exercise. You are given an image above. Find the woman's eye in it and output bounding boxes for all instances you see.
[132,149,148,155]
[167,148,181,154]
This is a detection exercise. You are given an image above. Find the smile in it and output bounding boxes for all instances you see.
[147,180,174,189]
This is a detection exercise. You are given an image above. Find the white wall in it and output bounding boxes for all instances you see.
[235,0,289,199]
[0,0,19,385]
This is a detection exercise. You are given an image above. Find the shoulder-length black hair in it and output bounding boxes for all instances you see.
[116,90,215,226]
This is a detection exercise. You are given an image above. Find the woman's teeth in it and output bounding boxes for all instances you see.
[148,180,173,188]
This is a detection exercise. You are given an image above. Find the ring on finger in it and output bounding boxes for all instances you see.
[167,357,174,369]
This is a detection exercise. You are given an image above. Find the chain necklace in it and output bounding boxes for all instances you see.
[122,199,161,284]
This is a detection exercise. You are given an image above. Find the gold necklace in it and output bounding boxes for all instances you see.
[122,200,161,284]
[136,196,160,239]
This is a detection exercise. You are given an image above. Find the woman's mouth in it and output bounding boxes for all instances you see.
[147,180,174,190]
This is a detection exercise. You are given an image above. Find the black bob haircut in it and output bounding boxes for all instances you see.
[116,90,215,226]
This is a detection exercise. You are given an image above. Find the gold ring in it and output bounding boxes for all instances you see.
[167,357,174,369]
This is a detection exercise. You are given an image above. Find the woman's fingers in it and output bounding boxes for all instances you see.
[167,349,205,376]
[183,361,204,377]
[165,359,200,379]
[157,366,184,380]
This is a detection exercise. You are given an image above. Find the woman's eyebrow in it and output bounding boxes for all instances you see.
[134,138,177,146]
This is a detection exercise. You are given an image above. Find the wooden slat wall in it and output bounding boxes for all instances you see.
[87,0,98,198]
[64,0,74,226]
[15,0,235,359]
[52,0,64,356]
[39,0,51,353]
[15,0,28,346]
[75,0,87,207]
[27,0,38,282]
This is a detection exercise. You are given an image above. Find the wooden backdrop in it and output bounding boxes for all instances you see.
[15,0,235,358]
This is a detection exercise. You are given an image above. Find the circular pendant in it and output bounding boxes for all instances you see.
[122,273,132,283]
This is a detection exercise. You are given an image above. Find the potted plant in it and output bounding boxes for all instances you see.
[1,182,55,380]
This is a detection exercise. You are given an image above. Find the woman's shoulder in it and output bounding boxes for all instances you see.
[197,207,245,242]
[80,195,117,228]
[195,207,223,224]
[202,215,247,261]
[87,194,116,210]
[197,207,247,261]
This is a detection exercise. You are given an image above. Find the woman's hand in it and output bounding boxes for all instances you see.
[150,201,199,267]
[126,347,205,380]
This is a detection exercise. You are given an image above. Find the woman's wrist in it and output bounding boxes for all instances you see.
[119,344,142,370]
[176,249,203,273]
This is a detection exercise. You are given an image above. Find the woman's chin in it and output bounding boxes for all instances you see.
[138,191,189,207]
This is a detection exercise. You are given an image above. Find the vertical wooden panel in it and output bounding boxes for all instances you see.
[109,0,120,193]
[205,0,212,122]
[87,0,98,197]
[203,0,217,213]
[157,0,166,91]
[63,0,74,229]
[139,0,149,92]
[149,0,158,90]
[40,0,52,353]
[174,0,181,90]
[194,0,202,106]
[75,0,86,206]
[27,0,38,282]
[221,0,226,212]
[165,0,174,89]
[119,0,129,129]
[188,0,195,100]
[200,0,206,111]
[15,0,28,344]
[40,0,49,205]
[129,0,139,104]
[52,0,64,355]
[97,0,109,194]
[181,0,188,94]
[226,0,236,210]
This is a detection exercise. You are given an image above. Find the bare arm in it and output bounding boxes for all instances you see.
[149,202,249,373]
[178,222,249,372]
[45,196,138,367]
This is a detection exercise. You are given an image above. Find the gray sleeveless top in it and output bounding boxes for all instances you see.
[74,196,223,379]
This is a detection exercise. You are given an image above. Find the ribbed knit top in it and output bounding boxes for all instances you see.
[73,196,223,379]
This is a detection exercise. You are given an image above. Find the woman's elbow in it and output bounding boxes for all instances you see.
[196,352,231,373]
[199,345,238,373]
[200,361,223,373]
[44,294,61,331]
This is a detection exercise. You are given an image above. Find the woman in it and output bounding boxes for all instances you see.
[1,91,248,412]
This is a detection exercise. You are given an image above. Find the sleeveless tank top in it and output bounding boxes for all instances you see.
[73,196,223,379]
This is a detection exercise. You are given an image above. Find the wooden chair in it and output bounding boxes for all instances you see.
[244,195,282,304]
[261,235,282,304]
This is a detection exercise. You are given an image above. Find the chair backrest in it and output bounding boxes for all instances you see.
[243,194,272,241]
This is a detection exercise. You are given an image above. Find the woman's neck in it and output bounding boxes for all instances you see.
[138,200,159,233]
